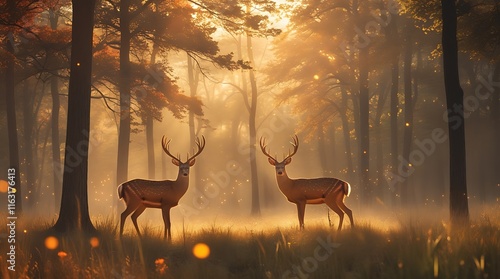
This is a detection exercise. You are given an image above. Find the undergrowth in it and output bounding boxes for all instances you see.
[0,216,498,279]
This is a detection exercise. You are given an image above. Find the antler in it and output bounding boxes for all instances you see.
[162,136,181,164]
[283,135,299,161]
[259,136,277,161]
[186,136,206,163]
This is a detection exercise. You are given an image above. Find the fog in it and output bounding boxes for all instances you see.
[0,0,498,234]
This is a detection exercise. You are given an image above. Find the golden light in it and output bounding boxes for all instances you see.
[76,62,81,66]
[45,236,59,250]
[58,251,68,258]
[192,243,210,259]
[0,180,8,193]
[90,237,99,248]
[313,74,319,80]
[155,258,168,274]
[405,122,410,127]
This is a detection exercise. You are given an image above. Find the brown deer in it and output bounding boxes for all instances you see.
[260,135,354,231]
[118,135,205,240]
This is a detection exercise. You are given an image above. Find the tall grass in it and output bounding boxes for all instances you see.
[0,215,498,279]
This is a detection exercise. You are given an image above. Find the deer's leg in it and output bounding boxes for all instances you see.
[131,205,146,237]
[326,200,344,231]
[120,202,139,237]
[337,198,354,229]
[161,206,172,241]
[296,202,306,230]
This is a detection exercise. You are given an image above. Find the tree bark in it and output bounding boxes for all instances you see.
[441,0,469,226]
[388,13,400,208]
[187,54,200,189]
[22,81,36,208]
[4,0,22,212]
[145,45,158,179]
[49,8,62,213]
[247,34,260,216]
[401,28,413,206]
[117,0,132,186]
[340,88,354,178]
[52,0,97,233]
[358,46,370,203]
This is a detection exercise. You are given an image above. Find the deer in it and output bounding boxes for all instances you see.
[118,135,205,240]
[260,135,354,231]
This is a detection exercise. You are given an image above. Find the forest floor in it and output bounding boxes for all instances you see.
[0,206,498,279]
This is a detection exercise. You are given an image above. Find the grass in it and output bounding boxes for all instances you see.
[0,213,498,279]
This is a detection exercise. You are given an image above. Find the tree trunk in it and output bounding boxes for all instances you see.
[4,0,22,212]
[441,0,469,226]
[358,46,370,204]
[388,13,400,208]
[145,116,155,178]
[247,34,260,216]
[318,129,328,173]
[117,0,131,186]
[49,8,62,212]
[52,0,97,233]
[374,79,388,202]
[340,88,354,178]
[401,29,413,207]
[145,44,158,179]
[22,81,36,208]
[491,63,500,202]
[187,54,200,189]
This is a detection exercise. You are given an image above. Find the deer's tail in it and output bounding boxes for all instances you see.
[117,183,124,200]
[344,182,351,197]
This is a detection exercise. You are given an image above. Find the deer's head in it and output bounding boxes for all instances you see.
[162,136,206,177]
[259,135,299,176]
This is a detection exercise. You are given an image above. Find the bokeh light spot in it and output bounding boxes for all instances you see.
[0,180,7,193]
[193,243,210,259]
[90,237,99,248]
[45,236,59,250]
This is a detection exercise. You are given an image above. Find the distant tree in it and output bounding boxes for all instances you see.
[266,0,394,203]
[0,0,42,213]
[52,0,97,233]
[96,0,237,189]
[441,0,469,226]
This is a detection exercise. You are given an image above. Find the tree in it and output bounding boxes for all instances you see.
[52,0,97,233]
[1,0,42,213]
[441,0,469,226]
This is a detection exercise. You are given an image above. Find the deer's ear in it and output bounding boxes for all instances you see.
[268,158,277,165]
[188,158,196,166]
[172,159,180,166]
[284,157,292,165]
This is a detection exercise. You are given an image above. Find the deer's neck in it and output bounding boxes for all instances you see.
[276,170,295,194]
[175,173,190,189]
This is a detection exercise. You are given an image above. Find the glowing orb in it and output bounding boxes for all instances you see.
[58,251,68,258]
[45,236,59,250]
[192,243,210,259]
[90,237,99,248]
[0,180,7,193]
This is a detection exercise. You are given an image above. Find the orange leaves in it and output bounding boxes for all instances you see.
[35,25,71,46]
